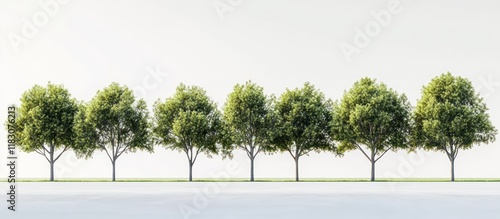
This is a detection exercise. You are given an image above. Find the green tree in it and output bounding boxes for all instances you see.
[222,81,274,182]
[12,83,79,181]
[332,78,411,181]
[153,84,223,181]
[413,73,497,181]
[74,83,153,181]
[272,82,337,182]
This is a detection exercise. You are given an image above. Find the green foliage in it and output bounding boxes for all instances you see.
[413,73,496,180]
[11,76,497,181]
[333,78,411,155]
[272,82,336,181]
[222,81,275,181]
[74,83,153,180]
[273,82,336,155]
[12,83,79,181]
[332,78,411,180]
[222,81,274,156]
[153,84,223,180]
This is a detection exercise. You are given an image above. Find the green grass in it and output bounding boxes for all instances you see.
[2,178,500,182]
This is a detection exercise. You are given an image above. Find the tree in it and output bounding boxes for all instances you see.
[74,83,153,181]
[153,84,223,182]
[11,83,79,181]
[332,78,411,181]
[272,82,337,182]
[222,81,274,182]
[413,73,497,181]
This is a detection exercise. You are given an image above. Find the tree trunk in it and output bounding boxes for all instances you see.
[112,160,116,182]
[451,158,455,182]
[250,157,255,182]
[189,161,193,182]
[50,161,55,182]
[371,160,376,182]
[50,145,55,182]
[295,157,300,182]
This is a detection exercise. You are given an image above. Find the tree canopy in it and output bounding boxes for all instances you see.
[332,78,412,181]
[272,82,337,181]
[413,72,497,181]
[74,82,153,181]
[222,81,274,181]
[13,83,79,181]
[9,76,498,181]
[153,84,223,181]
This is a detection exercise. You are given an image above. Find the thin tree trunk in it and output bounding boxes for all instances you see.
[50,161,54,182]
[112,160,116,182]
[250,157,255,182]
[295,157,300,182]
[371,160,376,182]
[50,145,55,181]
[451,158,455,182]
[189,161,193,182]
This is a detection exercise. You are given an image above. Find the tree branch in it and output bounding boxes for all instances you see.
[355,143,372,162]
[192,148,201,165]
[116,145,130,159]
[183,146,192,165]
[453,146,459,160]
[35,147,51,163]
[34,148,44,156]
[441,143,452,160]
[114,143,123,160]
[54,145,69,162]
[287,148,296,160]
[42,146,50,154]
[101,145,113,162]
[242,145,253,159]
[299,148,309,157]
[375,146,392,162]
[255,145,263,157]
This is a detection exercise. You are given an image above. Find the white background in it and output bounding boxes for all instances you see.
[0,0,499,180]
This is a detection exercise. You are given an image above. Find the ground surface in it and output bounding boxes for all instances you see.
[1,182,499,218]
